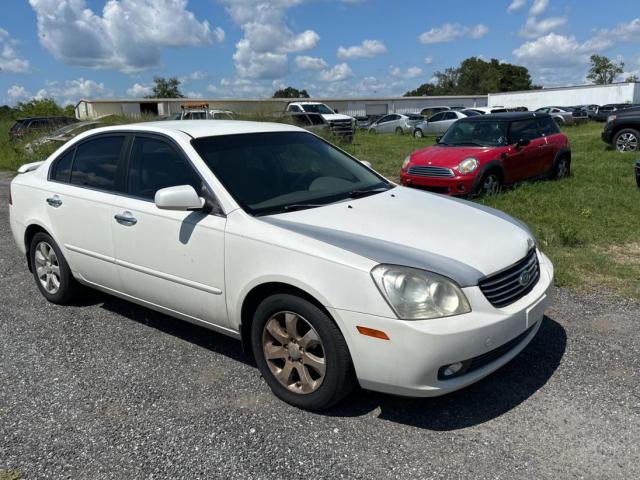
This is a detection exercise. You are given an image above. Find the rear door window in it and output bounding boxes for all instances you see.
[126,136,202,201]
[429,112,446,122]
[537,117,560,137]
[70,135,125,191]
[50,149,75,183]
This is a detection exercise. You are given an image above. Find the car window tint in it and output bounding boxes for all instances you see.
[51,149,75,183]
[510,119,540,142]
[127,136,202,201]
[537,117,560,137]
[70,136,124,190]
[444,112,458,120]
[429,113,445,122]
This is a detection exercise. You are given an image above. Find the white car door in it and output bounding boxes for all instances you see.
[424,112,446,135]
[44,134,126,290]
[110,133,228,328]
[436,111,460,134]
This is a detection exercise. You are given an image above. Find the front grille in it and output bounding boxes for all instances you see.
[479,249,540,308]
[407,165,455,178]
[328,120,355,136]
[437,323,536,380]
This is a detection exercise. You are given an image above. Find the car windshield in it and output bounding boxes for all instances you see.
[192,132,392,216]
[440,120,509,147]
[301,104,334,114]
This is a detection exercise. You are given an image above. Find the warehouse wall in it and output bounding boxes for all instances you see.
[488,83,638,110]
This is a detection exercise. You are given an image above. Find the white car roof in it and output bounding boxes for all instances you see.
[81,120,304,139]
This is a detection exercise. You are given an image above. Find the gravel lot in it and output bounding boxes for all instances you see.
[1,171,639,479]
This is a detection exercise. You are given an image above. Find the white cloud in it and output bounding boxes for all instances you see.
[126,83,153,97]
[507,0,527,13]
[519,16,567,38]
[424,56,434,65]
[179,70,208,84]
[419,23,488,44]
[513,33,591,68]
[295,55,328,70]
[336,39,386,59]
[207,77,274,98]
[319,63,354,82]
[0,28,30,73]
[529,0,549,16]
[6,85,30,103]
[28,0,223,73]
[38,78,110,104]
[185,91,203,98]
[220,0,320,79]
[389,66,423,79]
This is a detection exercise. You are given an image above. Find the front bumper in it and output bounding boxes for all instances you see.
[330,251,554,397]
[399,171,475,196]
[601,127,614,145]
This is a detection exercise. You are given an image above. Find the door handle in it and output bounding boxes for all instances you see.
[114,212,137,226]
[46,195,62,207]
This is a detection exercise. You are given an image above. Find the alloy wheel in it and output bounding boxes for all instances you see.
[262,311,326,394]
[557,158,569,178]
[34,241,61,294]
[481,174,501,196]
[414,129,423,138]
[616,133,639,152]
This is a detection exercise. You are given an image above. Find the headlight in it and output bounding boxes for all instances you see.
[457,157,479,175]
[402,155,411,169]
[607,114,616,123]
[371,265,471,320]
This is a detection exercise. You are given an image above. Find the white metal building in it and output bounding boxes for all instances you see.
[74,95,488,120]
[488,82,640,110]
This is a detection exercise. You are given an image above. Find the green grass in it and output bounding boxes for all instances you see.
[2,118,638,298]
[0,469,23,480]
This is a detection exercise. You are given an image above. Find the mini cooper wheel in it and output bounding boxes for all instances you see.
[251,294,354,410]
[477,171,502,196]
[30,232,77,304]
[552,156,571,179]
[414,129,424,138]
[613,129,640,152]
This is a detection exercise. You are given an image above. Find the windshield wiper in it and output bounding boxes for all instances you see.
[282,203,323,212]
[453,141,485,147]
[348,186,392,199]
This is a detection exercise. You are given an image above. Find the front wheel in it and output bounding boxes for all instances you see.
[251,294,355,410]
[476,171,502,196]
[613,128,640,152]
[414,129,424,138]
[30,232,78,304]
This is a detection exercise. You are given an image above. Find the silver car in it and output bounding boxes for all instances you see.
[368,113,423,135]
[535,107,585,126]
[413,110,477,137]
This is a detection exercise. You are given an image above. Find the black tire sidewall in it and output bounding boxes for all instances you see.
[30,232,75,304]
[250,294,353,410]
[614,129,640,152]
[476,171,502,196]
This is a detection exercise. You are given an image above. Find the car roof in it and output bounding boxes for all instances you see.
[16,116,74,121]
[459,112,551,122]
[79,120,304,139]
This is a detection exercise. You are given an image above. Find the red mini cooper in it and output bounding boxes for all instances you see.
[400,112,571,196]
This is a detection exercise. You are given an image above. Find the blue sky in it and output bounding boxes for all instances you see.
[1,0,639,105]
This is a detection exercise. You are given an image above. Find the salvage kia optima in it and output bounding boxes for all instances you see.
[9,120,553,410]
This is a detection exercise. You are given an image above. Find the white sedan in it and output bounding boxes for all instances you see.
[9,120,553,410]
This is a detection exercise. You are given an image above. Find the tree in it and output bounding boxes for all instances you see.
[404,57,537,96]
[146,77,184,98]
[14,98,66,117]
[0,105,15,120]
[625,74,639,82]
[587,55,624,85]
[272,86,310,98]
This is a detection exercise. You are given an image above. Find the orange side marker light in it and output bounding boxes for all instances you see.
[356,326,390,340]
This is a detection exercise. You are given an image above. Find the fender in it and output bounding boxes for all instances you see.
[551,146,571,172]
[471,159,506,193]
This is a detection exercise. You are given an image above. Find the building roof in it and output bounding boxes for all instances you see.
[88,120,303,138]
[489,81,638,97]
[462,112,551,121]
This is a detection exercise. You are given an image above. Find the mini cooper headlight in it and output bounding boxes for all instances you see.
[457,157,479,175]
[371,265,471,320]
[402,155,411,170]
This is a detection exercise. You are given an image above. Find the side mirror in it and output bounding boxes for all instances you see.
[515,138,530,148]
[435,136,442,143]
[360,160,373,168]
[155,185,204,211]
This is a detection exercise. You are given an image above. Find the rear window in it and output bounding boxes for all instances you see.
[10,121,24,132]
[70,136,125,191]
[51,149,75,182]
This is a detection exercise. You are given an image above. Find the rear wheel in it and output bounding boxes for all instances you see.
[414,129,424,138]
[613,128,640,152]
[251,294,354,410]
[476,171,502,196]
[551,156,570,179]
[395,127,404,135]
[30,232,78,304]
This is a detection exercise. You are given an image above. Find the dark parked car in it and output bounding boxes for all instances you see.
[592,104,632,122]
[9,116,77,141]
[573,104,599,119]
[601,106,640,152]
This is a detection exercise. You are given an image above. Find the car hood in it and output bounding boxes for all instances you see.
[321,113,354,122]
[261,186,535,286]
[410,145,504,169]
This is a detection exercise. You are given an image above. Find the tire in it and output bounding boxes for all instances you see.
[395,127,404,135]
[414,129,424,138]
[369,128,377,135]
[29,232,78,304]
[476,170,502,197]
[553,117,564,126]
[613,128,640,152]
[551,156,571,179]
[251,294,355,410]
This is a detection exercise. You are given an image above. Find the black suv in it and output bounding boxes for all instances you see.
[602,107,640,152]
[9,116,77,141]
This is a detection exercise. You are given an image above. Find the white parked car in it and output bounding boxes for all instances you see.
[286,102,355,140]
[9,120,554,410]
[367,113,423,135]
[413,110,479,137]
